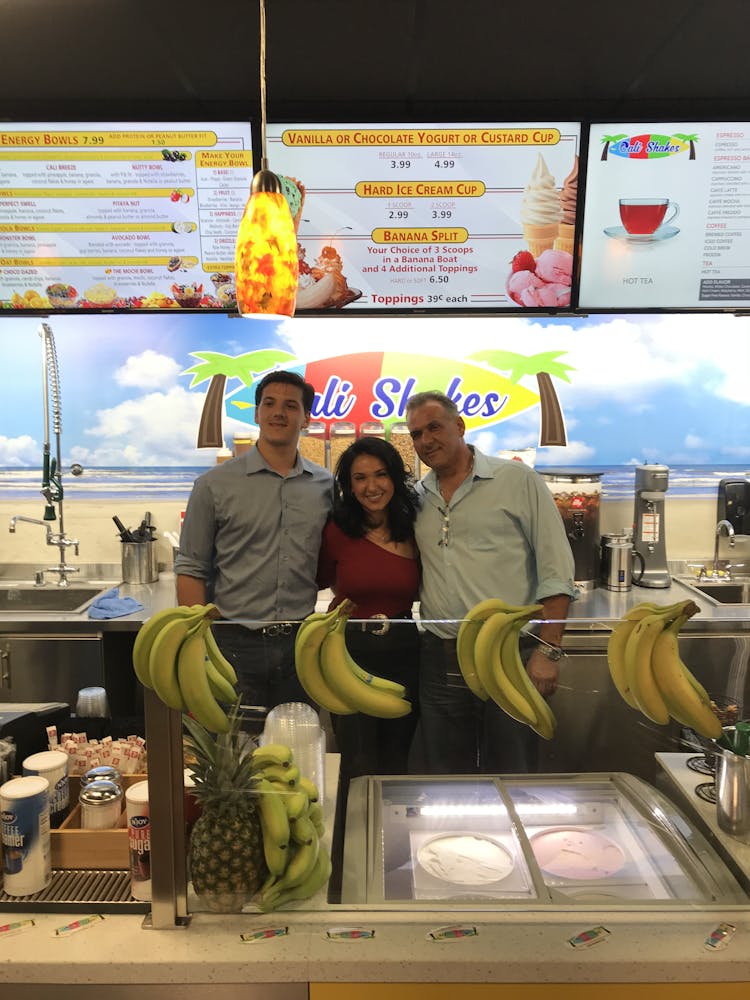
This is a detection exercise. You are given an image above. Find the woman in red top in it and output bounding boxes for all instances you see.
[318,436,420,783]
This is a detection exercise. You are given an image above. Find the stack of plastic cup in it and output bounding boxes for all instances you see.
[260,702,325,804]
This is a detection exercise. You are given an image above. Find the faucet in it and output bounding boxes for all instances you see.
[712,519,736,577]
[6,324,82,587]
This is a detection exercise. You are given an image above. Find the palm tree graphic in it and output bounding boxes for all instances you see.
[600,134,627,160]
[183,349,297,448]
[468,349,575,447]
[674,133,699,160]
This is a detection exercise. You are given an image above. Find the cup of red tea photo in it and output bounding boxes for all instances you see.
[619,198,679,235]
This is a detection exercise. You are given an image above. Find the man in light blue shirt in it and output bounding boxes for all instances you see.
[175,371,333,723]
[406,390,576,774]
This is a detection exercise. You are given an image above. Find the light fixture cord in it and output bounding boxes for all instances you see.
[259,0,268,169]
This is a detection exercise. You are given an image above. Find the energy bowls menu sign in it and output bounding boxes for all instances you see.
[0,122,253,313]
[579,121,750,310]
[267,122,581,313]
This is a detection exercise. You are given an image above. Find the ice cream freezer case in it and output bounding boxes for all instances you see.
[341,772,749,908]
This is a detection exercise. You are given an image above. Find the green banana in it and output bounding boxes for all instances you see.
[623,613,671,725]
[308,801,325,838]
[264,835,319,900]
[256,763,300,788]
[132,605,203,688]
[607,600,698,708]
[254,777,291,854]
[203,626,238,685]
[320,617,412,719]
[294,609,357,715]
[651,614,721,738]
[290,813,316,846]
[251,744,294,769]
[175,623,230,732]
[297,776,319,803]
[149,614,198,710]
[499,614,555,740]
[282,790,309,822]
[202,633,237,703]
[473,610,538,726]
[258,848,332,912]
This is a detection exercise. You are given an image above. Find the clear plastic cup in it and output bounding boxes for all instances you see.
[260,702,325,803]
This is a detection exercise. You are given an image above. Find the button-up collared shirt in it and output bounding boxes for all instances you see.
[175,448,333,622]
[414,448,576,638]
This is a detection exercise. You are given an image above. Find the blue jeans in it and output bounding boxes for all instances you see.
[418,630,539,774]
[212,623,313,732]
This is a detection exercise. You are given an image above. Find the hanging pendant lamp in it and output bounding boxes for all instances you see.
[235,0,298,319]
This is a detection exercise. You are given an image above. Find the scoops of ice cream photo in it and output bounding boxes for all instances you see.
[554,154,579,254]
[506,248,572,308]
[520,153,562,256]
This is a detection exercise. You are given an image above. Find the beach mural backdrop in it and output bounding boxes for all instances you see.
[0,311,749,501]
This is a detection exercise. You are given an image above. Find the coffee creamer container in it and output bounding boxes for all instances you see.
[23,749,70,828]
[0,775,52,896]
[125,780,151,901]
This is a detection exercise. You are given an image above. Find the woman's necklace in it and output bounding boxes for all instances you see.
[366,524,391,544]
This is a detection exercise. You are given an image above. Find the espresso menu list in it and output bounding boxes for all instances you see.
[0,122,253,312]
[268,122,580,312]
[579,121,750,309]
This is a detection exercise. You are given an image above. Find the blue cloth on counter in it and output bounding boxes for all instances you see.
[88,587,144,620]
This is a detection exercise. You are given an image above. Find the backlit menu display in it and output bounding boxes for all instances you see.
[268,122,581,312]
[579,122,750,309]
[0,121,253,313]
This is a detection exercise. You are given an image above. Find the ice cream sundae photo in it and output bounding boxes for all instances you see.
[295,242,362,310]
[506,248,573,307]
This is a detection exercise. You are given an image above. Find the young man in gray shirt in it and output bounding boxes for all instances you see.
[175,371,333,722]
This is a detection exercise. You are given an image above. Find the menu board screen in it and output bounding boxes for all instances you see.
[579,122,750,310]
[0,121,253,313]
[268,122,581,312]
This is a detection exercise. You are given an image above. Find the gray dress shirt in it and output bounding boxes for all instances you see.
[174,448,333,623]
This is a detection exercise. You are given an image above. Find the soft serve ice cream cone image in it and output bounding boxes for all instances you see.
[554,154,578,253]
[520,153,562,256]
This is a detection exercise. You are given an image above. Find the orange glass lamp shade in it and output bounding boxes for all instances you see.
[235,170,298,319]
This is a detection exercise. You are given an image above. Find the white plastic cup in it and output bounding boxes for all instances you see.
[23,749,70,828]
[0,775,52,896]
[125,780,151,901]
[261,702,325,804]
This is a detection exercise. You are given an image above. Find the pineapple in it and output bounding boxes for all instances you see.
[183,699,267,913]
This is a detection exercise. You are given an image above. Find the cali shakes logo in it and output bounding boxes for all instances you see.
[600,133,698,161]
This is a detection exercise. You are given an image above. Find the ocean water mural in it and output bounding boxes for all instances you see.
[0,310,748,501]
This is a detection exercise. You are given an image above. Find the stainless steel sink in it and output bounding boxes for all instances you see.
[0,585,108,614]
[675,577,750,606]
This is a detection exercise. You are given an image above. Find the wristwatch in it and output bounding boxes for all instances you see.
[537,644,564,662]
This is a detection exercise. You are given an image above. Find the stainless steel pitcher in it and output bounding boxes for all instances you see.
[600,534,645,592]
[716,749,750,843]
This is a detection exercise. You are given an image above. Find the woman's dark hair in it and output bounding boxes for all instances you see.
[333,436,418,542]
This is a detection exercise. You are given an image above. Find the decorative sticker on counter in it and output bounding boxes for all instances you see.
[567,924,611,949]
[427,924,479,941]
[0,918,35,939]
[53,913,105,937]
[0,121,253,312]
[325,926,376,941]
[704,922,737,951]
[240,926,289,943]
[268,121,580,312]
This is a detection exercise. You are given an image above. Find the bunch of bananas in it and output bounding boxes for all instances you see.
[456,599,556,739]
[132,604,237,733]
[250,743,331,912]
[606,599,722,739]
[295,600,412,718]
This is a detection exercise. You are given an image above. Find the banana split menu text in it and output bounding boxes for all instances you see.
[579,121,750,309]
[0,122,252,312]
[268,122,580,312]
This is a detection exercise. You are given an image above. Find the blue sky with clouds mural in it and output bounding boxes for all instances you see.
[0,311,749,471]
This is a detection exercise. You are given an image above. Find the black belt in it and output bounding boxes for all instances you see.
[216,621,299,639]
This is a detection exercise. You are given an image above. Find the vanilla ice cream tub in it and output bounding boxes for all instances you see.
[0,775,52,896]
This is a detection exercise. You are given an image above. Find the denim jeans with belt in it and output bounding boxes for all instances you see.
[418,629,539,774]
[212,622,311,728]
